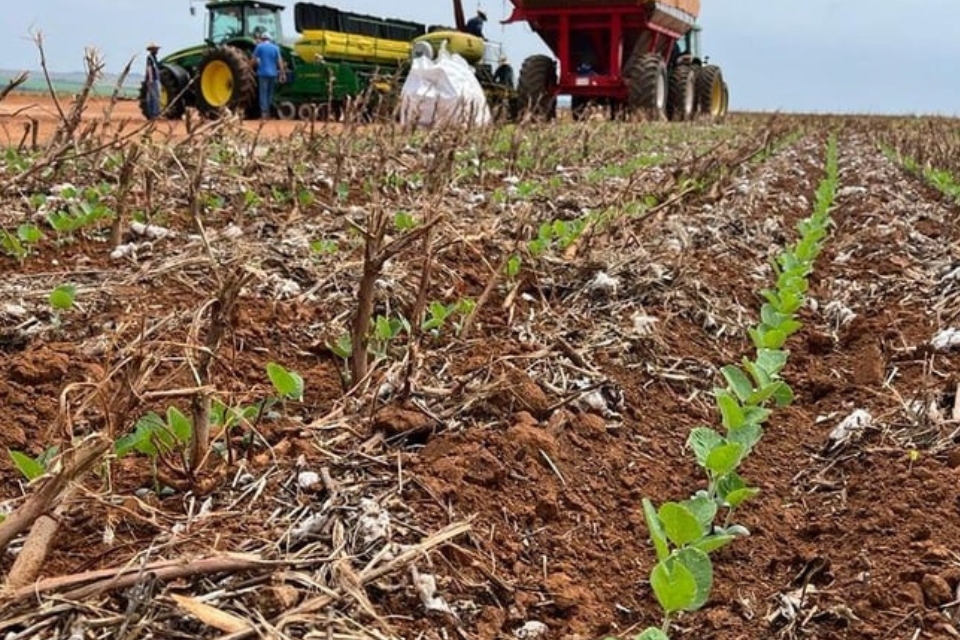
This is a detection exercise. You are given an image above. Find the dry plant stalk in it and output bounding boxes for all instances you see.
[0,72,28,103]
[109,144,143,247]
[189,268,252,471]
[215,520,472,640]
[0,434,110,558]
[50,47,105,149]
[350,206,437,385]
[1,553,271,604]
[4,495,70,590]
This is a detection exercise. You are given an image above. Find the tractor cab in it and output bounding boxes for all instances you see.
[205,0,285,46]
[674,24,703,65]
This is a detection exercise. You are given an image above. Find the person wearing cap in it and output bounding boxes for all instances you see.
[144,42,162,119]
[494,55,514,87]
[465,10,487,39]
[251,31,286,119]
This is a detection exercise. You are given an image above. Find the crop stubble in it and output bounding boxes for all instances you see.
[0,94,959,639]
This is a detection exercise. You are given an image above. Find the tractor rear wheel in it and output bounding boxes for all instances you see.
[625,53,667,120]
[138,64,189,120]
[517,54,557,122]
[196,46,257,118]
[667,64,696,121]
[720,81,730,119]
[696,64,725,120]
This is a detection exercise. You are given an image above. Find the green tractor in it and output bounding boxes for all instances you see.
[669,25,729,121]
[142,0,421,120]
[143,0,519,122]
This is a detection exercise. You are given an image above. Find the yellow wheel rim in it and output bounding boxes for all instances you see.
[201,60,235,107]
[709,77,723,116]
[160,86,170,110]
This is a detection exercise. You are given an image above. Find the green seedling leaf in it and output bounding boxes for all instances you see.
[778,319,804,338]
[49,284,76,311]
[742,405,772,427]
[760,303,792,329]
[758,326,789,350]
[681,495,717,531]
[650,557,697,614]
[505,254,522,278]
[755,348,788,377]
[772,381,795,407]
[725,486,761,509]
[721,365,753,402]
[743,359,771,390]
[642,498,670,562]
[688,427,723,467]
[165,406,193,443]
[8,450,45,481]
[747,381,787,406]
[17,224,43,244]
[726,422,763,453]
[674,547,714,611]
[635,629,670,640]
[716,472,760,508]
[658,502,704,547]
[716,390,745,431]
[394,211,418,230]
[705,442,744,477]
[329,333,353,359]
[692,533,736,554]
[266,362,304,401]
[115,412,169,458]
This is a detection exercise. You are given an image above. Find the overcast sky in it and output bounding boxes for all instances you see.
[3,0,958,115]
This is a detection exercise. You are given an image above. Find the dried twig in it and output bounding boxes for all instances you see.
[0,434,110,556]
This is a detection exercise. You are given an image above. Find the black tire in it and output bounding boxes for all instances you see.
[696,64,725,120]
[625,52,667,119]
[517,54,557,121]
[195,45,257,118]
[138,64,189,120]
[667,64,696,121]
[276,101,297,120]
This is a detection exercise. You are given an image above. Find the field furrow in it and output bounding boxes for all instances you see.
[1,100,959,640]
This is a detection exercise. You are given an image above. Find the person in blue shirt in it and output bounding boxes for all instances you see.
[464,10,487,39]
[252,32,286,119]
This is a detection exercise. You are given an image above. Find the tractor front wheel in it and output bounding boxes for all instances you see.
[696,64,725,120]
[625,53,667,120]
[517,54,557,122]
[196,46,257,118]
[667,64,696,121]
[139,64,189,120]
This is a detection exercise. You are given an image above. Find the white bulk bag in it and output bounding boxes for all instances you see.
[400,44,491,128]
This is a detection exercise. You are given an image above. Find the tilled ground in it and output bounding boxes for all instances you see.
[0,107,959,640]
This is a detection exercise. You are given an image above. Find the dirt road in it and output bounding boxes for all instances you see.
[0,92,330,146]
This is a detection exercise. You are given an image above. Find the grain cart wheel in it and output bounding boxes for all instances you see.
[696,64,725,120]
[517,54,557,122]
[297,103,317,121]
[667,64,696,121]
[138,64,189,120]
[276,101,297,120]
[625,53,667,120]
[196,46,257,118]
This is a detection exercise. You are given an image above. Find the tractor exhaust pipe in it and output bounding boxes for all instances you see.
[453,0,466,32]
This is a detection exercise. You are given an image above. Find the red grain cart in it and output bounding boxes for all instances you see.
[503,0,728,120]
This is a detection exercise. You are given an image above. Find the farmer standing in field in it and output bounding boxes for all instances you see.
[252,32,286,119]
[144,42,162,119]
